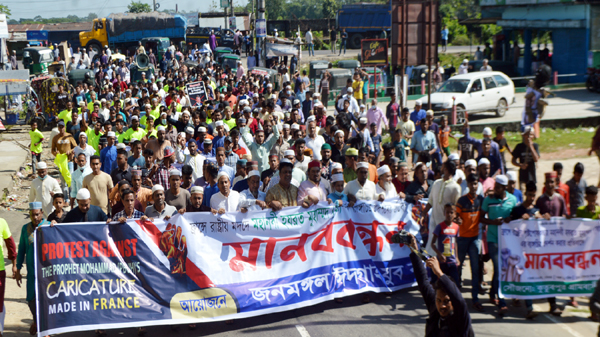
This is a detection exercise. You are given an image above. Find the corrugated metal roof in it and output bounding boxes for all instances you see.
[8,22,91,32]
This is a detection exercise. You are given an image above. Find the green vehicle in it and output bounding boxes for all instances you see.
[214,47,233,64]
[220,54,240,73]
[337,59,360,71]
[23,47,55,76]
[364,67,387,98]
[309,60,332,90]
[68,69,95,87]
[140,37,170,62]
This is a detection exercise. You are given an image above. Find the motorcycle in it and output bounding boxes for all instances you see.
[586,67,600,93]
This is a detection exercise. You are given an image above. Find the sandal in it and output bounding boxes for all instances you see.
[472,302,485,312]
[498,306,508,315]
[30,323,37,336]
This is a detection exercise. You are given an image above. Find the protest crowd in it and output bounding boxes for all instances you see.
[5,39,600,337]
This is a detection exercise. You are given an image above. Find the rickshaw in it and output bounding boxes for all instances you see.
[140,37,170,62]
[23,47,55,76]
[29,76,74,130]
[68,69,95,87]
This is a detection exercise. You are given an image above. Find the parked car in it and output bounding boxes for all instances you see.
[418,71,516,124]
[468,60,525,86]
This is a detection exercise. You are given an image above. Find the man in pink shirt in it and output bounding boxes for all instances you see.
[478,157,495,195]
[297,160,328,207]
[366,99,388,136]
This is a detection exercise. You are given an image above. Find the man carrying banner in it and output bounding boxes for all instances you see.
[144,185,177,220]
[211,172,240,214]
[266,159,298,211]
[297,160,328,208]
[180,186,203,213]
[239,170,267,212]
[344,162,381,206]
[63,188,109,223]
[111,189,145,223]
[15,202,47,336]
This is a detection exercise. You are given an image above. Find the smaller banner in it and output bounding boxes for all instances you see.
[255,19,266,38]
[266,43,299,57]
[186,81,209,107]
[499,218,600,299]
[361,39,388,66]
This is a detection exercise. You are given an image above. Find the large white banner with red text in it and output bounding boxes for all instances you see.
[499,218,600,299]
[36,200,422,336]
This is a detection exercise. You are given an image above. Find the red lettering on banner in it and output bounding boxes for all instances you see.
[311,224,334,252]
[336,222,356,249]
[225,238,277,272]
[523,250,600,270]
[357,222,384,256]
[280,234,309,262]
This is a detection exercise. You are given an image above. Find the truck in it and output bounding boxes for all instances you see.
[79,12,187,56]
[336,3,391,50]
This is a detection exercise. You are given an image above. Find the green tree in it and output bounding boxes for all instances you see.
[86,13,98,21]
[322,0,339,19]
[0,4,10,18]
[265,0,285,19]
[127,1,152,13]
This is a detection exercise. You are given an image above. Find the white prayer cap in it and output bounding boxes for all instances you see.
[169,169,182,177]
[522,125,532,135]
[506,171,518,182]
[495,174,508,186]
[248,170,260,178]
[198,126,207,132]
[334,130,344,137]
[462,59,469,64]
[347,87,353,93]
[131,115,139,121]
[253,93,259,98]
[448,153,459,161]
[239,99,249,106]
[426,110,434,116]
[283,124,290,129]
[266,83,272,88]
[464,159,477,168]
[37,162,47,169]
[182,111,190,116]
[107,131,116,138]
[76,188,91,200]
[185,126,194,134]
[356,162,369,170]
[291,123,300,130]
[331,162,343,170]
[377,165,391,176]
[359,117,368,124]
[478,158,490,166]
[360,104,366,108]
[178,132,186,138]
[152,185,164,194]
[217,171,229,181]
[482,127,493,136]
[145,104,152,108]
[215,120,224,127]
[306,115,316,123]
[331,173,344,183]
[284,150,295,157]
[415,100,422,106]
[116,143,126,150]
[191,186,204,194]
[157,126,166,132]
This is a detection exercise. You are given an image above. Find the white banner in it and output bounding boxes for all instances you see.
[499,218,600,299]
[266,43,300,57]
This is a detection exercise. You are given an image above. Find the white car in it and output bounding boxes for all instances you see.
[418,71,516,124]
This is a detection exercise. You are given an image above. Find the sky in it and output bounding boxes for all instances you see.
[6,0,247,21]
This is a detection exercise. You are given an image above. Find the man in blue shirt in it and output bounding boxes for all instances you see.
[410,100,427,132]
[441,26,449,52]
[463,124,505,174]
[410,118,437,164]
[201,161,220,210]
[100,131,117,174]
[480,175,517,316]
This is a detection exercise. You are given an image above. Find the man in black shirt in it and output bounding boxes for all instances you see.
[511,126,540,191]
[329,26,337,54]
[47,194,67,224]
[339,29,348,56]
[405,232,474,337]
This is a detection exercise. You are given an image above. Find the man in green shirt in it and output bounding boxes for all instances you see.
[343,148,359,182]
[28,121,44,173]
[577,186,600,219]
[86,120,104,155]
[57,101,74,124]
[481,174,517,315]
[123,116,146,142]
[15,202,46,335]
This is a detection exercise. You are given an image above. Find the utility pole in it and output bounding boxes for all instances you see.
[153,0,156,11]
[258,0,265,66]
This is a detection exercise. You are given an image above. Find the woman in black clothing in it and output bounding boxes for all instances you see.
[405,162,434,204]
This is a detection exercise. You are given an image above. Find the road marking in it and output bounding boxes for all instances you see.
[295,324,311,337]
[543,314,586,337]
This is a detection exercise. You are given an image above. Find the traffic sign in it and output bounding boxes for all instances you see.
[220,0,229,8]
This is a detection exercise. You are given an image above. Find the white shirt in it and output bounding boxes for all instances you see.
[453,169,466,184]
[376,183,398,199]
[343,179,377,201]
[29,176,62,216]
[294,155,311,174]
[337,94,360,113]
[458,64,469,75]
[305,135,326,161]
[238,189,266,212]
[480,65,493,72]
[305,31,313,44]
[184,153,206,182]
[74,145,97,169]
[210,190,240,212]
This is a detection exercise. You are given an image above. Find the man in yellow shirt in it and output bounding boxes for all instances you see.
[57,101,74,124]
[352,72,364,105]
[86,120,104,155]
[28,121,44,173]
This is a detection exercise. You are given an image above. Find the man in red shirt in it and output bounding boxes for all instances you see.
[392,161,411,198]
[542,163,570,215]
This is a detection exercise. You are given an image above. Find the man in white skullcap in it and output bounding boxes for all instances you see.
[344,162,379,204]
[460,159,482,196]
[144,185,177,220]
[477,157,495,194]
[375,165,397,199]
[304,118,326,161]
[63,188,109,222]
[449,153,466,184]
[421,160,461,254]
[331,129,347,164]
[28,161,62,217]
[211,171,240,213]
[180,186,204,213]
[238,170,267,212]
[506,170,523,204]
[165,169,190,211]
